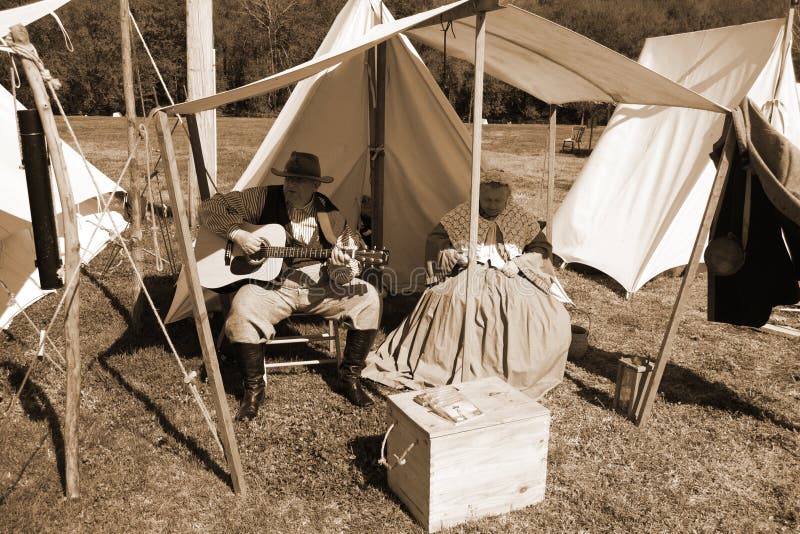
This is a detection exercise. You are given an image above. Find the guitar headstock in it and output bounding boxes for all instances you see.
[355,247,390,266]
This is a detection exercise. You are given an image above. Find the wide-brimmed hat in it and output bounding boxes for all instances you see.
[271,151,333,183]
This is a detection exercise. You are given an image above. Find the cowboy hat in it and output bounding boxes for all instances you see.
[271,151,333,183]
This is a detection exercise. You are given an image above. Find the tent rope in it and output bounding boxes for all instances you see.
[48,96,224,454]
[439,19,455,99]
[128,9,178,108]
[139,123,164,272]
[129,8,219,199]
[0,279,65,370]
[4,38,61,90]
[48,11,74,53]
[2,332,45,417]
[4,66,224,452]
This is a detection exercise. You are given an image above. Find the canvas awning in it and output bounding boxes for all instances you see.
[0,0,70,47]
[164,0,727,116]
[164,0,474,115]
[407,4,726,111]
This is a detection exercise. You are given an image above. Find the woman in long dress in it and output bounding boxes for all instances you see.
[363,173,571,399]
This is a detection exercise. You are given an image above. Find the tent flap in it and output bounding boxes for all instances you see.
[552,18,799,294]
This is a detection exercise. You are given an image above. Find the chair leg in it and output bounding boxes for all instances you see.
[327,319,336,355]
[333,322,342,364]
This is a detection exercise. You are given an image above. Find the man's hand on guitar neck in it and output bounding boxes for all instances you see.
[329,246,353,266]
[230,228,265,256]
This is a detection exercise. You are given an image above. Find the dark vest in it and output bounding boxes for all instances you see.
[258,185,338,267]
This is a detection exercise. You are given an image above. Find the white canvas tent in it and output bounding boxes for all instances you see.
[165,0,475,322]
[0,83,127,329]
[552,18,800,295]
[165,0,727,323]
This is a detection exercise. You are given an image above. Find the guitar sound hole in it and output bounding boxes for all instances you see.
[230,256,263,275]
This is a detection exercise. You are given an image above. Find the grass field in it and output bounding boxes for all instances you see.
[0,116,798,533]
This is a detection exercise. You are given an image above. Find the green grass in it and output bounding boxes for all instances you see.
[0,117,797,533]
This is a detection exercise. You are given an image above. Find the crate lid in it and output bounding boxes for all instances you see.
[386,377,550,438]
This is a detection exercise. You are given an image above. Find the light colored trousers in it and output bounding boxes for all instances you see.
[224,278,382,344]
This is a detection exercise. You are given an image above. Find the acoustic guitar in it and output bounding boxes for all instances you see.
[194,223,389,289]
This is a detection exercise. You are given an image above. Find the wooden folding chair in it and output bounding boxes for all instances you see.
[561,125,586,153]
[214,313,343,372]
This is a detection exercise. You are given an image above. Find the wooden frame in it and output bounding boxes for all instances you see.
[409,0,506,30]
[634,115,736,426]
[11,23,82,499]
[155,111,247,495]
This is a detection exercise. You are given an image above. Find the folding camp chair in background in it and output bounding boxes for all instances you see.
[561,126,586,153]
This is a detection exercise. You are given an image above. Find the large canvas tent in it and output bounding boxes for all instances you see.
[0,83,126,329]
[165,0,476,322]
[552,18,800,295]
[165,0,726,323]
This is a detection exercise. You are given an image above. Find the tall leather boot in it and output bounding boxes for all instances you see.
[235,343,265,421]
[336,329,377,407]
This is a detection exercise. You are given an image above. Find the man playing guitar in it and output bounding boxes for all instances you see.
[200,151,381,419]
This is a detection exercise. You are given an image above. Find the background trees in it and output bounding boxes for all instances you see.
[0,0,791,121]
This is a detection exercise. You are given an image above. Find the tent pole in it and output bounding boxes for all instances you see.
[186,114,211,200]
[120,0,146,333]
[545,105,556,240]
[187,0,216,209]
[635,114,736,427]
[461,10,487,382]
[370,42,387,251]
[155,111,247,495]
[769,0,797,121]
[10,24,82,498]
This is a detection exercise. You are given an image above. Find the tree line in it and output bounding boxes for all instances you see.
[0,0,791,123]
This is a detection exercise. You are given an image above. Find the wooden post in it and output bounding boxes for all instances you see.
[10,24,82,498]
[155,111,247,495]
[120,0,145,331]
[635,116,736,427]
[186,114,211,201]
[369,42,387,250]
[461,11,487,382]
[187,0,216,226]
[769,0,796,119]
[545,105,557,240]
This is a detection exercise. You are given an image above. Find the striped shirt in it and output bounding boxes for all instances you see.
[200,187,362,284]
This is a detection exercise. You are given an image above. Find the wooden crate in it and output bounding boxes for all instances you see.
[384,377,550,532]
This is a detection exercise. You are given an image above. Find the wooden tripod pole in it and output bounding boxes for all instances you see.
[635,115,736,427]
[545,105,557,240]
[120,0,145,332]
[10,24,82,498]
[155,111,247,495]
[462,10,487,382]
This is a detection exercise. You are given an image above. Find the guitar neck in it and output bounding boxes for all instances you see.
[261,246,332,259]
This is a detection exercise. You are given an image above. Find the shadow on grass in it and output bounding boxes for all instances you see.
[560,262,630,299]
[82,269,232,488]
[381,293,423,333]
[569,346,799,431]
[0,362,66,498]
[349,434,396,498]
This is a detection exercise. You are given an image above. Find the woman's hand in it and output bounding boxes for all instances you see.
[500,260,520,278]
[438,248,466,273]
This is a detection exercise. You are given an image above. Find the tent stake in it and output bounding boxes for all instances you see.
[635,115,736,427]
[545,105,557,240]
[462,10,487,382]
[154,111,247,495]
[10,24,82,499]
